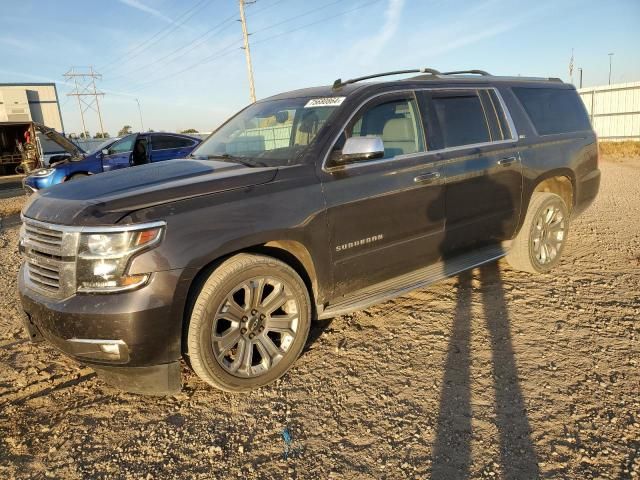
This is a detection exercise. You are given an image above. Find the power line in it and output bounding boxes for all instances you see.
[251,0,343,35]
[251,0,385,47]
[105,12,239,84]
[249,0,290,16]
[102,0,288,86]
[117,39,244,93]
[99,0,215,74]
[113,0,384,95]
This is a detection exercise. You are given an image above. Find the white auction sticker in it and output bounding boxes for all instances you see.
[304,97,346,108]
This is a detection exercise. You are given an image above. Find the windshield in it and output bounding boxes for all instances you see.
[191,97,343,166]
[88,138,118,155]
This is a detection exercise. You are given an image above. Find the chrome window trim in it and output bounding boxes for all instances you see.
[321,87,518,173]
[20,215,166,234]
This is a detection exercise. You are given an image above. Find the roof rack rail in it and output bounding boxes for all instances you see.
[441,69,491,76]
[332,68,442,89]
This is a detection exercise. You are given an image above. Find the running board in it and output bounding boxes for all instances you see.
[319,245,506,319]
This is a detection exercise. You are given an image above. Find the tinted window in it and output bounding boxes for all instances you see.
[108,134,135,154]
[429,94,491,149]
[347,97,425,159]
[513,87,591,135]
[152,135,194,150]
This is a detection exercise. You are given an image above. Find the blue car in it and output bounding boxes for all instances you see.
[24,131,201,191]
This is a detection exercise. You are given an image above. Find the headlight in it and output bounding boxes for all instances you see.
[76,225,163,292]
[30,168,55,177]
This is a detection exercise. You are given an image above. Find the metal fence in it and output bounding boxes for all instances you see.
[578,81,640,141]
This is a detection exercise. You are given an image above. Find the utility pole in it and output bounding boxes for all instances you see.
[70,75,87,137]
[608,52,614,85]
[578,68,583,88]
[64,66,106,137]
[135,98,144,132]
[238,0,256,103]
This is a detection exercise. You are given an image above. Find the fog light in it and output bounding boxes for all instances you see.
[77,274,149,292]
[66,338,129,362]
[100,343,121,355]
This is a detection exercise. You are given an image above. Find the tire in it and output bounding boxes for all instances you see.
[67,173,89,181]
[186,253,311,393]
[506,192,569,274]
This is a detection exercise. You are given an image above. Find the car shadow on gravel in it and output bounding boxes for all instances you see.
[430,261,540,479]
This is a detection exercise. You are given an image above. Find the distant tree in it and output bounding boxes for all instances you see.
[181,128,198,134]
[68,133,79,140]
[118,125,133,136]
[94,132,110,139]
[147,128,155,132]
[79,131,91,139]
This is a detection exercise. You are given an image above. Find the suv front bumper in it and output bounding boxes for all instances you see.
[18,265,189,395]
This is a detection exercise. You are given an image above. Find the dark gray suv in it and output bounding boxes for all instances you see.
[18,68,600,394]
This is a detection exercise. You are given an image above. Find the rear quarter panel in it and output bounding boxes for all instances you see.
[499,85,599,226]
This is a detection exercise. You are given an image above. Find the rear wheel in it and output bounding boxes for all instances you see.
[506,192,569,274]
[186,253,311,392]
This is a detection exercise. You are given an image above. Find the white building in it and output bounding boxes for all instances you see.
[0,83,64,132]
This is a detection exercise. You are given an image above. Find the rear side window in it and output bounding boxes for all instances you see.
[152,135,194,150]
[513,87,591,135]
[427,93,491,149]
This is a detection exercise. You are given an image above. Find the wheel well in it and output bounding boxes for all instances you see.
[181,242,318,356]
[65,172,90,181]
[533,175,574,211]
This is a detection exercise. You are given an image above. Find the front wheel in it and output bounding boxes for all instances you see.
[506,192,569,274]
[186,253,311,392]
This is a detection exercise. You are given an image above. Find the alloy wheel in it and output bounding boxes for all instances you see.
[210,276,299,378]
[532,203,566,266]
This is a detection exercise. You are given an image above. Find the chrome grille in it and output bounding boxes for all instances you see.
[20,218,78,299]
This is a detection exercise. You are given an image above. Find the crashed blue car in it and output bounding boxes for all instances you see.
[24,131,201,192]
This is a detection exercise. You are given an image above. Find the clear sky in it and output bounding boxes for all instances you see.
[2,0,639,136]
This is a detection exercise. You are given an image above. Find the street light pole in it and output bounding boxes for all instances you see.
[608,53,614,85]
[135,98,144,132]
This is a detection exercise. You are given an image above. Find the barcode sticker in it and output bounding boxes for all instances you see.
[304,97,346,108]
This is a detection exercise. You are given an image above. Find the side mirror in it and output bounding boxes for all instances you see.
[337,136,385,164]
[101,149,109,156]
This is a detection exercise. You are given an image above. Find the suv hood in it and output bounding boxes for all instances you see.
[34,123,86,158]
[23,159,277,225]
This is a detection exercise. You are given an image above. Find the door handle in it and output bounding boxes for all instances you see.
[414,172,441,183]
[497,156,517,167]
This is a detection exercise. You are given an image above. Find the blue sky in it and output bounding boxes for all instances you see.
[2,0,639,136]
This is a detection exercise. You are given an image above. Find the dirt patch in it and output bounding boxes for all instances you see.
[600,140,640,159]
[1,159,639,479]
[0,195,27,218]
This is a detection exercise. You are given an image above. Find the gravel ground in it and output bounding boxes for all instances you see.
[0,157,638,479]
[0,194,26,217]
